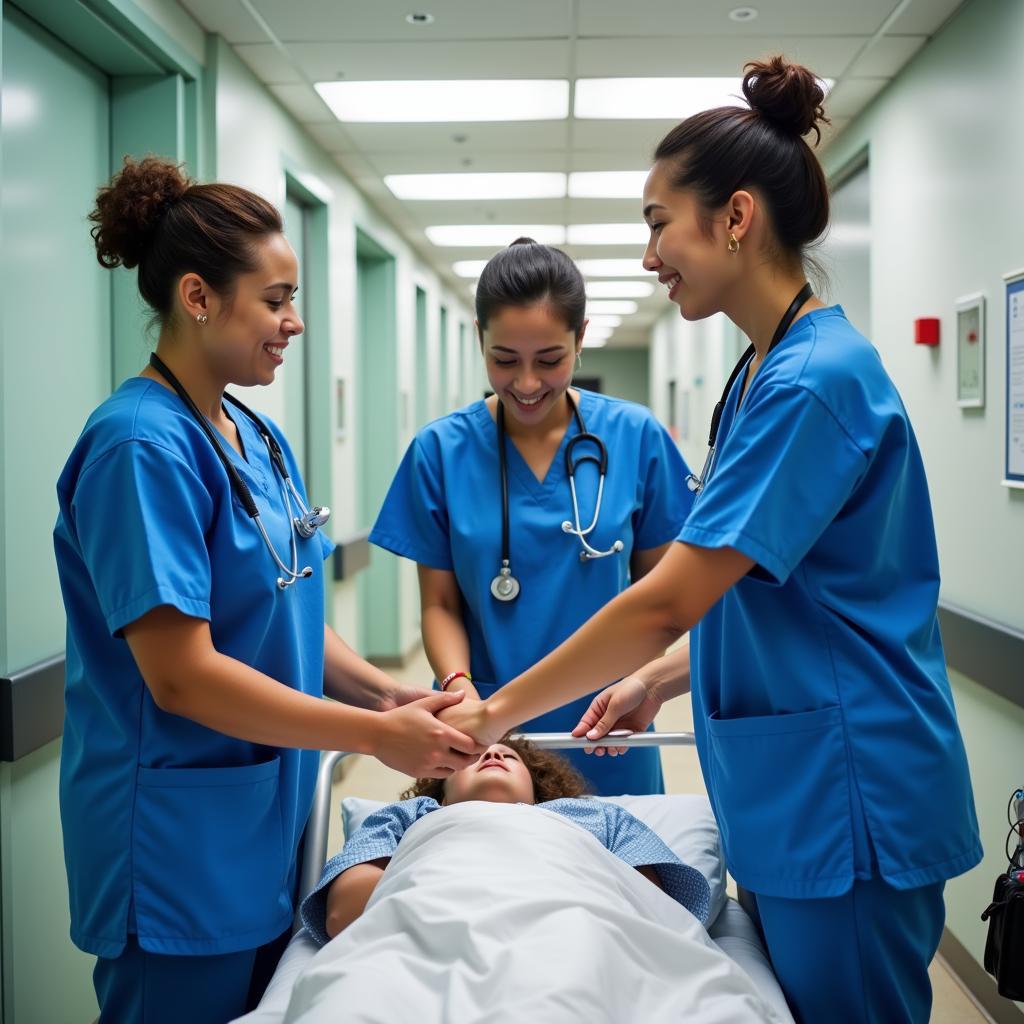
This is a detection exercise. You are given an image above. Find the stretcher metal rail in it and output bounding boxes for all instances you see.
[299,731,696,910]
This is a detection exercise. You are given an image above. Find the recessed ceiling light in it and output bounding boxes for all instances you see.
[577,258,651,277]
[453,260,489,278]
[426,224,566,246]
[314,79,569,123]
[567,171,649,199]
[385,172,567,200]
[405,12,435,25]
[728,7,758,22]
[567,223,650,245]
[586,280,656,298]
[588,315,622,328]
[586,300,638,315]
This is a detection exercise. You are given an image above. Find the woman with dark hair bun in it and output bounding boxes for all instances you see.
[54,157,481,1023]
[439,58,981,1022]
[369,236,694,796]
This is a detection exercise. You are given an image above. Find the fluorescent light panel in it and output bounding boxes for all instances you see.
[453,260,489,278]
[315,79,569,123]
[588,315,622,328]
[577,259,650,277]
[583,337,609,348]
[586,280,655,298]
[427,225,566,247]
[567,223,650,245]
[586,300,638,315]
[387,173,567,201]
[574,77,832,120]
[568,171,649,199]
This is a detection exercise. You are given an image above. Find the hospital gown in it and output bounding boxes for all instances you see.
[300,797,711,946]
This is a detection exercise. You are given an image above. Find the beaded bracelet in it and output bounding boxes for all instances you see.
[440,670,472,692]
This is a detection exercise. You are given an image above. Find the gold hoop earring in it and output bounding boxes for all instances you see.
[727,233,740,255]
[196,312,208,324]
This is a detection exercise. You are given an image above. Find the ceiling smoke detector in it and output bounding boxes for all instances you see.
[406,12,435,25]
[728,7,758,22]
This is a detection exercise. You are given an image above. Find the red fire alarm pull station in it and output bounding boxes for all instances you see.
[914,317,940,346]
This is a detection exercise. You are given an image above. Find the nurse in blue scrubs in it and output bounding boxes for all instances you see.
[54,157,480,1024]
[439,58,982,1023]
[370,237,693,795]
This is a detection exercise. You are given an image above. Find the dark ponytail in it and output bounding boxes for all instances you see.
[475,237,587,339]
[89,155,283,323]
[654,56,831,263]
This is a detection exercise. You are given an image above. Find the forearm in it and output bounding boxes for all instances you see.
[325,860,388,939]
[634,637,691,703]
[421,604,480,700]
[323,625,397,709]
[151,646,380,753]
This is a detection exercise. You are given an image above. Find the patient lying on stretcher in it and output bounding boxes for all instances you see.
[300,737,711,946]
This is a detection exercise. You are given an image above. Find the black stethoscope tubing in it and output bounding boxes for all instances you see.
[491,392,617,602]
[148,353,328,588]
[687,282,814,494]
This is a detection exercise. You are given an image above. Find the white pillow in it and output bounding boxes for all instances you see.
[340,792,726,922]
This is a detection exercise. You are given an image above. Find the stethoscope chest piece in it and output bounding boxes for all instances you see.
[490,561,521,602]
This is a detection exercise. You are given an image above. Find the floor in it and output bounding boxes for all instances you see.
[331,646,991,1024]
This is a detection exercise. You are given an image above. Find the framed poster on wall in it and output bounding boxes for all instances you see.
[1002,270,1024,487]
[955,292,985,408]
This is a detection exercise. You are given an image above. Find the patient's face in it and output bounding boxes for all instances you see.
[443,744,536,806]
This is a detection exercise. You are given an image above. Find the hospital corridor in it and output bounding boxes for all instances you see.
[0,0,1022,1022]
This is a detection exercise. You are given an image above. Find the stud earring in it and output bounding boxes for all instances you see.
[196,312,208,324]
[727,233,740,255]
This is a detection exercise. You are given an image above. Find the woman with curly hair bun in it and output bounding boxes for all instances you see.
[439,57,981,1022]
[54,156,481,1023]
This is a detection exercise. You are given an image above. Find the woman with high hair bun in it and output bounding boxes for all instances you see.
[370,236,694,797]
[54,157,481,1023]
[439,58,981,1021]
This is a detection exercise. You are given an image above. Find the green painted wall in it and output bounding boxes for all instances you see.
[578,347,650,408]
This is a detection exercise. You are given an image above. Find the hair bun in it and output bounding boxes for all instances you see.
[742,56,830,144]
[509,236,538,247]
[89,156,191,270]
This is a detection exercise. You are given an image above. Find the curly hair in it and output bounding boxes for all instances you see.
[400,736,589,804]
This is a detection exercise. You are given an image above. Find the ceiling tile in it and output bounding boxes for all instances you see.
[396,197,570,226]
[178,0,267,43]
[568,150,660,172]
[235,44,304,85]
[366,151,571,175]
[343,121,570,152]
[889,0,967,35]
[571,119,675,156]
[567,198,645,221]
[283,40,571,82]
[577,0,899,37]
[306,123,359,153]
[825,78,889,118]
[267,84,336,123]
[845,35,928,77]
[574,35,865,79]
[252,0,572,42]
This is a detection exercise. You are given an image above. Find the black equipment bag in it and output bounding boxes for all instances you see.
[982,872,1024,1001]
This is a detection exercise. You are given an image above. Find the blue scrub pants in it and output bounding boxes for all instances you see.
[94,937,259,1024]
[753,878,946,1024]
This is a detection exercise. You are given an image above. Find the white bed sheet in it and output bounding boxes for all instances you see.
[233,802,793,1024]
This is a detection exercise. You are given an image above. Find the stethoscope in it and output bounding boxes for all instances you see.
[149,354,331,590]
[686,282,814,495]
[490,392,623,603]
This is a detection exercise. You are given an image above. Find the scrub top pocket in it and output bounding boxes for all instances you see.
[707,705,854,898]
[132,757,290,954]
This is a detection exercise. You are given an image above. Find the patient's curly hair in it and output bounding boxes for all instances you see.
[400,736,589,803]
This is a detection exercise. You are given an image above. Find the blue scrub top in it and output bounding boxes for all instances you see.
[54,377,332,957]
[370,389,693,796]
[679,306,982,899]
